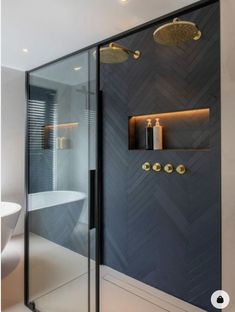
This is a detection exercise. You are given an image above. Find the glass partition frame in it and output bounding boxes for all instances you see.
[25,46,101,312]
[24,2,220,312]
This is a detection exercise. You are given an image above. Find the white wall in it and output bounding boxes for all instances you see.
[221,0,235,311]
[1,66,26,235]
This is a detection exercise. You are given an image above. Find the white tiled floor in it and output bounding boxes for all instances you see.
[29,233,91,300]
[1,235,205,312]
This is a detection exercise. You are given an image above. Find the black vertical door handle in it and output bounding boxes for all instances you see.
[89,170,96,230]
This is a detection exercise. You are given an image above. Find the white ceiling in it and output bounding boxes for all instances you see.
[2,0,198,71]
[31,52,91,86]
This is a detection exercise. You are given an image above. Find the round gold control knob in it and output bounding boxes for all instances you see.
[164,163,174,173]
[142,162,151,171]
[176,164,186,175]
[152,163,161,172]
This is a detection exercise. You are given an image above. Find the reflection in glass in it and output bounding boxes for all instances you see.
[27,48,97,312]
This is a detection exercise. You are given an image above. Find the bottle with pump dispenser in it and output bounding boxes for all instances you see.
[153,118,163,150]
[145,119,153,150]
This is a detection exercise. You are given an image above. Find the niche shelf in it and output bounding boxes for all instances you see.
[43,122,79,149]
[128,108,210,151]
[44,122,79,130]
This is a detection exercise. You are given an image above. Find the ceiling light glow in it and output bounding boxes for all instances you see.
[74,66,82,71]
[22,48,29,53]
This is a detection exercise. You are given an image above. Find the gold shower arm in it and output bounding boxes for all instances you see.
[109,43,141,59]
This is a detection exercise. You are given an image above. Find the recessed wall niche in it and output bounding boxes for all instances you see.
[43,122,79,149]
[128,108,210,150]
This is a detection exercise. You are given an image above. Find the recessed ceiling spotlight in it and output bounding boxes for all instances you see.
[22,48,29,53]
[74,66,82,71]
[120,0,128,3]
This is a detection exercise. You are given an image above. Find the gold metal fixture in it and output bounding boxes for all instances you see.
[164,163,174,173]
[153,18,202,45]
[152,163,161,172]
[100,42,141,64]
[176,164,186,175]
[142,162,151,171]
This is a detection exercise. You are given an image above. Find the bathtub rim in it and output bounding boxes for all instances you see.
[28,190,87,211]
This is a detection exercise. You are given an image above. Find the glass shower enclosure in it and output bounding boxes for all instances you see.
[25,2,221,312]
[25,47,99,312]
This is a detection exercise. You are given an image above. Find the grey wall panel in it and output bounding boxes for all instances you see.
[101,2,220,311]
[102,72,129,271]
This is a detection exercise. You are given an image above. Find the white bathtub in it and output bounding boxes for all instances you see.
[28,191,88,253]
[28,191,86,211]
[1,202,22,252]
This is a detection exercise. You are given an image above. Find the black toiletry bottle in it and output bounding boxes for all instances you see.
[145,119,153,150]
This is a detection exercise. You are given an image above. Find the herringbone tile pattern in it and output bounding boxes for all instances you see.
[101,2,220,311]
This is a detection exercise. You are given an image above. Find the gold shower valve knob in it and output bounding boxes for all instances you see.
[176,164,186,175]
[164,163,174,173]
[142,162,151,171]
[152,163,161,172]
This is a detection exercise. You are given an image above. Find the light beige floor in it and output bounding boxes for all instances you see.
[29,233,92,300]
[1,235,25,311]
[1,234,205,312]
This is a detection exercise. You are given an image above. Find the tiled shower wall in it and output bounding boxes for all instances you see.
[100,2,220,311]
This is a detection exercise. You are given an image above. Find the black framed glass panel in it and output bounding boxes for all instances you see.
[26,48,98,312]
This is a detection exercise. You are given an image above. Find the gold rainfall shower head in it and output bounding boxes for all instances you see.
[153,18,202,46]
[100,42,141,64]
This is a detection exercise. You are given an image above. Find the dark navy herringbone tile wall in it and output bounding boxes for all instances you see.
[101,2,220,311]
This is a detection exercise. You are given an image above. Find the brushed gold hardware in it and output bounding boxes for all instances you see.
[109,43,141,60]
[176,164,186,175]
[142,162,151,171]
[100,42,141,64]
[152,163,161,172]
[164,163,174,173]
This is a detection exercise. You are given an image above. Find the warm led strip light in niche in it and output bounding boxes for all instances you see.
[130,108,210,122]
[128,108,210,151]
[44,122,79,129]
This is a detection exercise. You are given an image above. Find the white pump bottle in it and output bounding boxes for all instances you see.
[153,118,163,150]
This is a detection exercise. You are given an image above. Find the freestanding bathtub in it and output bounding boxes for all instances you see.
[28,191,87,254]
[1,202,22,252]
[28,190,86,211]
